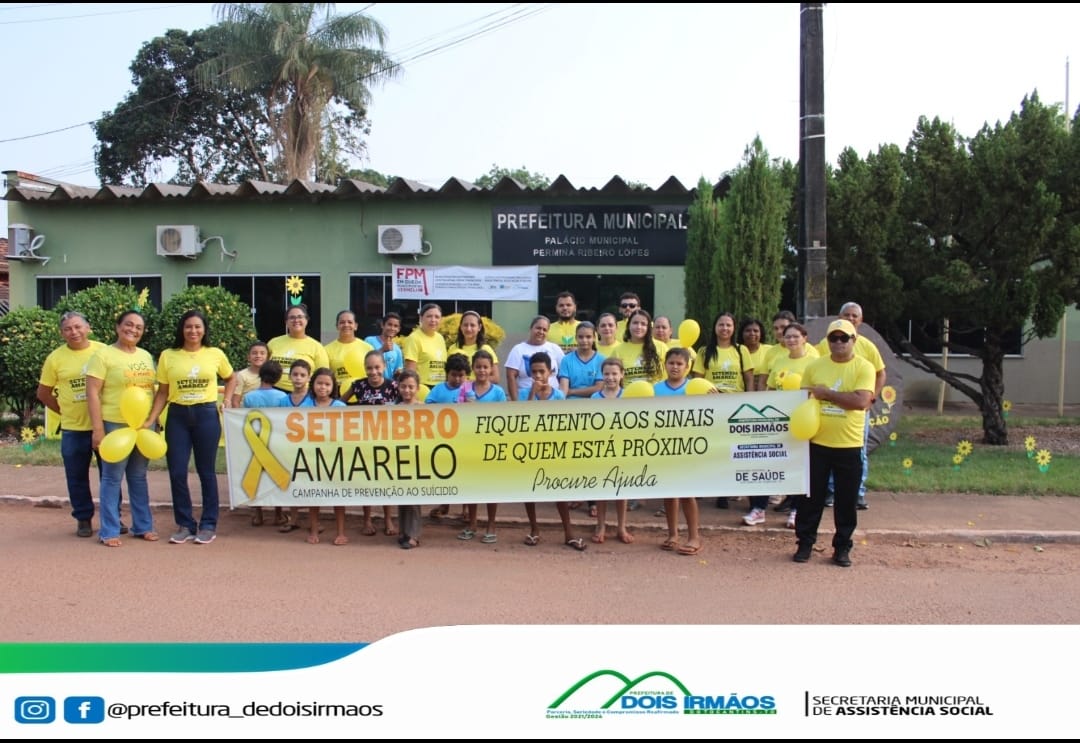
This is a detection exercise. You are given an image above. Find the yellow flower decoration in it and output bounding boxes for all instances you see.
[952,454,964,465]
[20,427,37,444]
[285,276,304,296]
[1002,400,1013,412]
[889,432,898,442]
[880,386,897,405]
[902,458,913,469]
[1024,436,1037,452]
[957,440,973,457]
[35,425,45,436]
[1035,450,1052,467]
[137,287,150,310]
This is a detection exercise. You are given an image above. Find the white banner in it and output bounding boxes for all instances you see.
[391,264,538,301]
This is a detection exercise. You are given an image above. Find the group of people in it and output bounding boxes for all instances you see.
[39,293,884,566]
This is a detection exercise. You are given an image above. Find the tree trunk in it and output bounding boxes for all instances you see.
[979,344,1007,445]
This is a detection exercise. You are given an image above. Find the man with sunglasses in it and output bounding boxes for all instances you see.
[614,292,641,339]
[815,302,886,510]
[794,318,875,567]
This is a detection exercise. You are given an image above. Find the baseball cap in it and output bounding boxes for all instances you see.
[826,319,857,337]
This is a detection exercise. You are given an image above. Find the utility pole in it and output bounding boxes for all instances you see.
[797,2,827,321]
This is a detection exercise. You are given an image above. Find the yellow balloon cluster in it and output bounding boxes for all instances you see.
[789,398,821,440]
[780,372,803,391]
[686,377,716,396]
[99,386,168,463]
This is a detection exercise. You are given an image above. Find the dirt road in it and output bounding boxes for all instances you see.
[5,501,1078,642]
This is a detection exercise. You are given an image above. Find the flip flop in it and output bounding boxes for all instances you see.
[457,529,476,541]
[565,537,587,552]
[524,534,540,546]
[591,533,606,544]
[481,533,497,544]
[677,543,703,556]
[660,538,678,551]
[135,532,159,542]
[333,535,349,546]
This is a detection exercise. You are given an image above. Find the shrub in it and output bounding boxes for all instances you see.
[53,281,161,347]
[0,306,61,424]
[152,285,258,369]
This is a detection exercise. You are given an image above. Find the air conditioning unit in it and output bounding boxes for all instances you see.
[156,225,202,257]
[377,224,423,255]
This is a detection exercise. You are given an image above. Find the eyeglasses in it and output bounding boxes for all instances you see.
[827,334,853,343]
[620,303,637,309]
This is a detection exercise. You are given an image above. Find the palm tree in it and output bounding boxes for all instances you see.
[199,3,398,182]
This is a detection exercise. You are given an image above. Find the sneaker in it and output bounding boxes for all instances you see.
[194,529,217,545]
[856,498,869,510]
[824,495,834,508]
[715,498,729,509]
[785,511,796,529]
[169,527,195,544]
[793,544,812,563]
[76,519,93,538]
[832,548,852,567]
[742,508,766,526]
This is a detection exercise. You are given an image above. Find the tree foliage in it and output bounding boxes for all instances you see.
[151,285,258,370]
[0,307,61,424]
[473,164,551,189]
[199,2,399,182]
[713,137,790,324]
[684,177,721,331]
[52,282,162,348]
[94,27,273,185]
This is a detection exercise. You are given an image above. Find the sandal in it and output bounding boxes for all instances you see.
[135,532,159,542]
[362,523,377,536]
[565,537,587,552]
[524,533,541,546]
[677,542,703,556]
[277,516,298,533]
[591,533,606,544]
[481,533,497,544]
[100,537,122,547]
[457,529,476,541]
[333,535,349,546]
[660,538,678,551]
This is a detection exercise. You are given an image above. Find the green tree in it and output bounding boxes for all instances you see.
[473,164,551,189]
[94,27,273,185]
[684,176,721,333]
[0,307,61,424]
[151,285,258,370]
[713,137,790,324]
[199,3,399,182]
[340,167,395,187]
[53,282,161,348]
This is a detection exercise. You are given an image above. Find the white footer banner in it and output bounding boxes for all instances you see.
[2,625,1073,738]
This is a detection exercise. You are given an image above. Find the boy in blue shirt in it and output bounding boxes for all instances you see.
[424,353,472,403]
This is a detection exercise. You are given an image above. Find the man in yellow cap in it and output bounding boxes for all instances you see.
[795,318,875,567]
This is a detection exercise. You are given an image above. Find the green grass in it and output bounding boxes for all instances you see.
[2,415,1077,496]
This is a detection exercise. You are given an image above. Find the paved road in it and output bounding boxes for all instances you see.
[4,462,1080,641]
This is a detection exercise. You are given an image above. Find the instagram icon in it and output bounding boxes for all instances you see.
[14,696,56,724]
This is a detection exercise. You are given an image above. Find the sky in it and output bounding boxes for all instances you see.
[3,2,1080,235]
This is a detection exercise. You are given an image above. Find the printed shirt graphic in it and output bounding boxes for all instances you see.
[766,352,817,391]
[692,345,751,392]
[39,340,106,430]
[325,338,374,387]
[403,330,448,385]
[267,335,330,391]
[86,345,156,424]
[802,355,876,448]
[350,378,399,405]
[610,340,669,384]
[157,347,234,405]
[550,319,581,352]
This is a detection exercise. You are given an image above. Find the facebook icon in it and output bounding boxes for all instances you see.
[63,696,105,724]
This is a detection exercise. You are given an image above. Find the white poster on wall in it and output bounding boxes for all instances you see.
[391,264,538,301]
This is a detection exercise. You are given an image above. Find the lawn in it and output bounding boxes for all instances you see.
[2,413,1077,497]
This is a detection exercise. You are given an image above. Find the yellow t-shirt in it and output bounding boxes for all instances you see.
[596,341,620,359]
[609,340,669,384]
[267,335,330,391]
[404,330,448,385]
[447,342,499,381]
[156,347,234,405]
[746,344,772,374]
[325,338,375,387]
[691,345,752,392]
[814,334,885,372]
[764,342,819,377]
[86,345,156,424]
[38,340,107,431]
[550,320,581,353]
[765,352,817,391]
[802,355,876,448]
[234,367,262,401]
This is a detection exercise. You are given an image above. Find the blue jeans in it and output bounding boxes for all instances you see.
[165,403,221,532]
[99,421,153,539]
[61,429,97,521]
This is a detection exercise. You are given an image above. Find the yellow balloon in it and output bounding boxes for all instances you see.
[135,428,168,459]
[789,398,821,440]
[343,344,368,381]
[677,319,700,350]
[418,383,431,402]
[99,427,137,463]
[120,385,151,428]
[686,377,716,395]
[622,380,655,398]
[781,372,803,391]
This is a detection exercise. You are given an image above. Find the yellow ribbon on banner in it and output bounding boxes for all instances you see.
[241,410,291,499]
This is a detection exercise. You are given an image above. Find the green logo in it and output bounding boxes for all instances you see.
[727,404,790,425]
[549,670,691,710]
